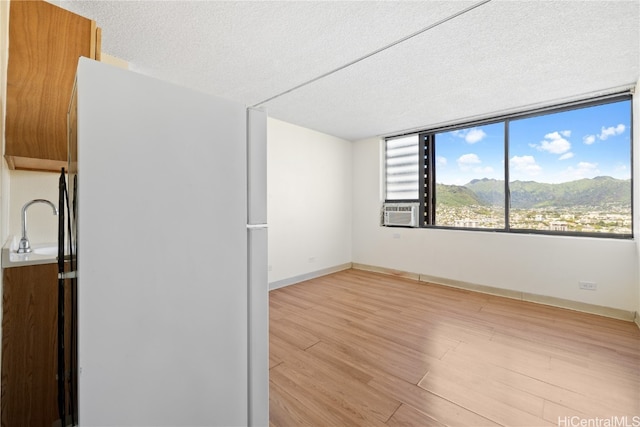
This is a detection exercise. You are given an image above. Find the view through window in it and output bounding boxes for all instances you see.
[434,122,505,228]
[384,96,633,237]
[509,101,631,234]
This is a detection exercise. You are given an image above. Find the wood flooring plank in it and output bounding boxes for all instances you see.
[270,317,320,350]
[269,380,320,427]
[542,400,590,425]
[271,364,390,426]
[301,342,374,384]
[270,296,315,321]
[421,350,550,420]
[270,333,303,367]
[321,321,437,383]
[269,354,282,370]
[345,314,457,360]
[501,364,631,419]
[368,372,500,427]
[270,368,358,426]
[452,336,552,375]
[485,331,640,406]
[418,369,553,426]
[277,346,401,423]
[385,404,447,427]
[546,357,640,413]
[282,308,438,384]
[307,341,499,427]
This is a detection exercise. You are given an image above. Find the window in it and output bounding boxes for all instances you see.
[432,122,505,229]
[383,95,633,237]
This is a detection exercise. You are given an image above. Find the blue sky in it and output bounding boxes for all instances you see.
[435,100,631,185]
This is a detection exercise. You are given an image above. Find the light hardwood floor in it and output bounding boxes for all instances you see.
[269,269,640,427]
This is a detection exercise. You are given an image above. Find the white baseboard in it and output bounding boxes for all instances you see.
[268,263,352,291]
[352,263,637,323]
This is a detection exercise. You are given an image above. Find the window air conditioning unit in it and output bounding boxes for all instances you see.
[382,203,419,227]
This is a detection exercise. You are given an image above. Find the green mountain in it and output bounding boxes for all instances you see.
[435,183,487,207]
[435,177,630,208]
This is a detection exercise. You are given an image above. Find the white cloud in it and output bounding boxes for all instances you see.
[561,162,600,180]
[539,138,571,154]
[457,153,481,170]
[475,166,494,174]
[583,135,596,145]
[598,124,626,140]
[560,130,571,137]
[453,128,487,144]
[532,131,571,154]
[510,155,541,176]
[577,161,596,169]
[455,154,496,176]
[559,152,574,160]
[465,128,486,144]
[544,131,562,140]
[436,156,447,166]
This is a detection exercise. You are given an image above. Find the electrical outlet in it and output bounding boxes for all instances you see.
[579,281,597,291]
[393,233,401,239]
[308,257,315,263]
[268,265,273,272]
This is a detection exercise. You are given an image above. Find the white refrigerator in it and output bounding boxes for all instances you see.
[69,57,268,426]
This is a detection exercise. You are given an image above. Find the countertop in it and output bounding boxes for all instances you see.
[2,238,59,268]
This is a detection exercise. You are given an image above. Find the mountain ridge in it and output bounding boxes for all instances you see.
[436,176,630,209]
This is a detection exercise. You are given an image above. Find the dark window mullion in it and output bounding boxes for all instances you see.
[419,133,428,226]
[429,135,436,225]
[421,134,435,226]
[504,120,510,231]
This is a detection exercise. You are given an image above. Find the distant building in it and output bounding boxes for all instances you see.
[455,219,480,228]
[549,221,568,232]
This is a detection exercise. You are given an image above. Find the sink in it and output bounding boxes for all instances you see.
[31,246,59,256]
[2,241,63,268]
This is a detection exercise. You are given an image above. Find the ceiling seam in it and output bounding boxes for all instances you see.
[251,0,492,108]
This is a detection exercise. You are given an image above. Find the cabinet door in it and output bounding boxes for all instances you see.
[1,263,59,427]
[5,0,99,172]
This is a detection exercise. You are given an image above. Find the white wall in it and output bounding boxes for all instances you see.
[267,118,352,287]
[352,135,639,313]
[6,171,59,249]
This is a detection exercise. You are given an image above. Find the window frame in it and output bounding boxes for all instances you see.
[383,93,634,239]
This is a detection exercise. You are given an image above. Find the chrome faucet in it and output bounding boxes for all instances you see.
[17,199,58,254]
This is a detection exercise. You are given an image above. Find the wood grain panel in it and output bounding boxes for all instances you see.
[5,0,98,171]
[1,263,58,427]
[386,404,447,427]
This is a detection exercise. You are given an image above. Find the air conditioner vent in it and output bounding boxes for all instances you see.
[382,203,419,227]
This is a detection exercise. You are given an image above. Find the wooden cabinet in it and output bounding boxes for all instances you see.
[4,0,101,172]
[1,263,58,426]
[1,262,74,427]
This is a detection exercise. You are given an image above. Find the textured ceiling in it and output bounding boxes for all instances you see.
[58,0,639,141]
